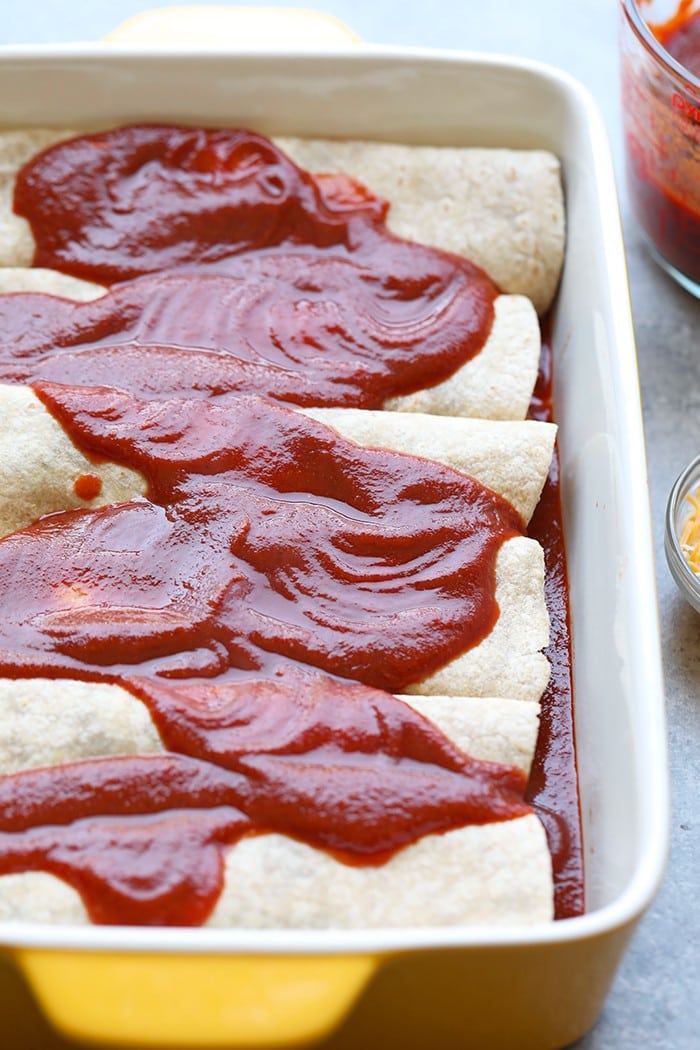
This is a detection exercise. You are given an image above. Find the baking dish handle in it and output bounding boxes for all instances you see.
[14,947,379,1047]
[103,5,362,47]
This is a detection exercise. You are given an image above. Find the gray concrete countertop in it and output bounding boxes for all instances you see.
[0,2,696,1047]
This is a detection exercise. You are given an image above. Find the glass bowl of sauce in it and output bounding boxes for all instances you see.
[665,451,700,611]
[620,0,700,295]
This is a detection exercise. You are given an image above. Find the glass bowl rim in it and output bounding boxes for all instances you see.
[621,0,700,93]
[665,451,700,609]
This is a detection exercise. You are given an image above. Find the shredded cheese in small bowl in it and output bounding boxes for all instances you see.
[680,491,700,574]
[665,454,700,612]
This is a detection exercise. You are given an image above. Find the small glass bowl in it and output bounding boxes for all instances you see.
[665,452,700,611]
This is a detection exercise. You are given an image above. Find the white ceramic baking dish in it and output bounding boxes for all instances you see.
[0,41,668,1050]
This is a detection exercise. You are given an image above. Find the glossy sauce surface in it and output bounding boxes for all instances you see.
[1,384,522,688]
[0,385,527,924]
[10,124,497,410]
[527,331,583,920]
[14,126,390,282]
[0,671,529,926]
[0,260,496,409]
[73,472,102,501]
[0,125,581,924]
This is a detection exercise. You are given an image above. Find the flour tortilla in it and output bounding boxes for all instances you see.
[0,813,552,927]
[0,128,76,270]
[210,816,553,927]
[0,683,551,927]
[0,266,105,299]
[277,137,565,314]
[0,385,550,702]
[0,679,540,778]
[0,128,548,420]
[385,294,540,420]
[304,406,556,525]
[411,536,549,703]
[0,128,564,314]
[0,384,146,538]
[0,534,548,705]
[0,385,555,536]
[0,272,540,422]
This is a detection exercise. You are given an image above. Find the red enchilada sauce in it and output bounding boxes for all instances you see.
[527,330,583,920]
[0,260,495,409]
[0,674,530,926]
[654,1,700,78]
[13,126,393,282]
[623,1,700,285]
[73,471,102,501]
[8,126,498,409]
[0,385,523,688]
[0,385,528,925]
[0,125,582,923]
